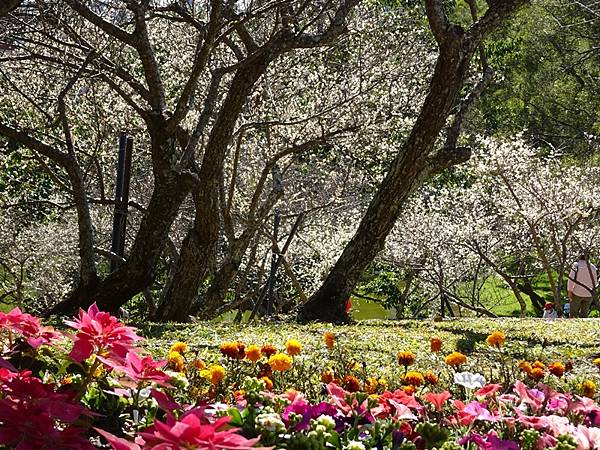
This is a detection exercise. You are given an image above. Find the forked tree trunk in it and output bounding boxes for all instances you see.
[299,0,528,323]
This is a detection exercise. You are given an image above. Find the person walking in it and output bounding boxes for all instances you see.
[567,254,598,318]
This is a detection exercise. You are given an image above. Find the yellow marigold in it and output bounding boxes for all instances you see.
[445,352,467,367]
[486,331,506,348]
[192,359,206,370]
[581,380,596,398]
[60,376,73,385]
[530,367,545,380]
[208,364,226,385]
[168,351,185,372]
[548,362,565,378]
[403,385,415,395]
[245,345,262,362]
[593,358,600,369]
[404,371,425,387]
[260,376,273,390]
[430,337,443,353]
[268,353,293,371]
[424,371,439,385]
[170,341,188,354]
[285,339,302,356]
[518,361,533,375]
[323,332,335,349]
[220,341,245,359]
[397,351,416,367]
[342,375,361,392]
[321,369,335,383]
[261,343,277,358]
[378,378,388,390]
[364,377,379,394]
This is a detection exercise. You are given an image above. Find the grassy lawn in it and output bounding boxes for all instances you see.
[139,317,600,391]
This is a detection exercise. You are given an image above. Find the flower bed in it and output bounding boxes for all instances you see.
[1,306,600,449]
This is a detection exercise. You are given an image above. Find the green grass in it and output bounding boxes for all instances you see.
[137,317,600,388]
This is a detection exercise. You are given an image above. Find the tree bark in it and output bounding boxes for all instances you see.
[155,56,271,322]
[299,0,528,323]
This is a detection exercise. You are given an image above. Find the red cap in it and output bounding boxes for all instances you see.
[544,302,554,310]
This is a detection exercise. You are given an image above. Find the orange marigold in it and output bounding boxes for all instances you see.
[397,351,416,367]
[245,345,262,362]
[192,359,206,370]
[403,385,416,395]
[581,380,596,398]
[170,342,188,354]
[404,371,425,387]
[424,371,439,385]
[430,338,443,353]
[486,331,506,348]
[532,361,545,370]
[260,376,273,390]
[342,375,361,392]
[261,343,277,358]
[548,362,565,378]
[285,339,302,356]
[321,369,335,383]
[445,352,467,367]
[268,353,293,371]
[530,367,545,380]
[518,361,533,375]
[220,341,245,359]
[323,332,336,349]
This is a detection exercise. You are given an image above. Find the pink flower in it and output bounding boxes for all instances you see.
[65,303,142,363]
[97,410,273,449]
[463,401,497,422]
[0,307,63,348]
[513,380,544,411]
[0,372,94,449]
[423,391,451,411]
[102,351,171,386]
[475,383,503,398]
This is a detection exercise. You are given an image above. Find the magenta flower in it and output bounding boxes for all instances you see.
[65,303,142,363]
[104,351,171,386]
[0,307,63,348]
[97,410,273,449]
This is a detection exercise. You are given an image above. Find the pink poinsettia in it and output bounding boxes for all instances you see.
[101,351,171,386]
[0,371,95,449]
[0,307,63,348]
[97,411,272,450]
[65,303,142,364]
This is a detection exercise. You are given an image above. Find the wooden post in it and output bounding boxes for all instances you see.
[110,132,133,272]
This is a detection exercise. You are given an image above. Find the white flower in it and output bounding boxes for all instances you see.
[315,414,336,430]
[346,441,366,450]
[256,412,285,432]
[454,371,486,389]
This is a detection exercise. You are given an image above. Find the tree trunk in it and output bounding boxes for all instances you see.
[155,57,271,322]
[300,36,473,323]
[48,155,190,316]
[299,0,528,323]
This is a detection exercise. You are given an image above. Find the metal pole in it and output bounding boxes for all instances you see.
[266,212,280,316]
[110,131,133,272]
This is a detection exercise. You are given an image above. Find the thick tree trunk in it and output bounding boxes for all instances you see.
[155,57,271,322]
[299,0,528,323]
[299,36,473,323]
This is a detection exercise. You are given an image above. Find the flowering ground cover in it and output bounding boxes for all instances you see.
[2,307,600,449]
